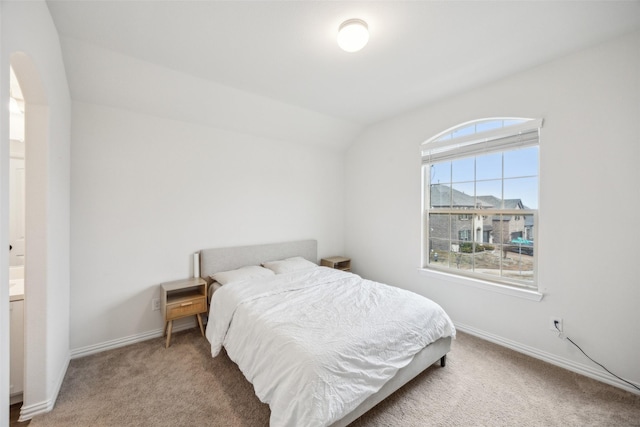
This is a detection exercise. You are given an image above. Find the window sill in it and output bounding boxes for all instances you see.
[417,268,544,301]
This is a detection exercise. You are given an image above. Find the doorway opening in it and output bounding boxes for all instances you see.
[9,65,26,409]
[8,51,51,423]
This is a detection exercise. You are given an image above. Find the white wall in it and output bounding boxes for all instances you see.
[345,31,640,391]
[1,0,71,421]
[70,102,345,351]
[60,37,362,151]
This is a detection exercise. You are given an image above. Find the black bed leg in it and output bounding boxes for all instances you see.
[440,354,446,367]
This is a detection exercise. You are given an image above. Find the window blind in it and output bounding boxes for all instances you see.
[422,118,543,163]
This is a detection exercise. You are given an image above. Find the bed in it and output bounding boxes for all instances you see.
[201,240,455,427]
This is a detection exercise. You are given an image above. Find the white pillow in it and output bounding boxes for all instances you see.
[262,256,317,274]
[210,265,275,285]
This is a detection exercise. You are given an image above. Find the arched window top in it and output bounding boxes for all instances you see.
[422,117,543,163]
[428,118,533,143]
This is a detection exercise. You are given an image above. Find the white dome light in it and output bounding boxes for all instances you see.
[337,19,369,53]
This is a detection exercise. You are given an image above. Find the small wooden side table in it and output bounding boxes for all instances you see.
[320,256,351,272]
[160,277,207,348]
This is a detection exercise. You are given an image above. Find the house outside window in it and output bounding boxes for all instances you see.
[421,118,542,290]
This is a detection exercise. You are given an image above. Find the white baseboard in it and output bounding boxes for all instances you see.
[10,393,23,405]
[17,399,53,422]
[18,352,70,421]
[455,322,640,396]
[70,318,199,359]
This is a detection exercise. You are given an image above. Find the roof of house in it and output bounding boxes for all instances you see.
[431,184,521,210]
[476,195,524,210]
[430,185,533,224]
[430,184,491,208]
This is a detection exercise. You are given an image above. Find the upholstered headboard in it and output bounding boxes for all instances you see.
[199,240,317,280]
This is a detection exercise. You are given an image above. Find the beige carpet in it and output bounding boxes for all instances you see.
[27,329,640,426]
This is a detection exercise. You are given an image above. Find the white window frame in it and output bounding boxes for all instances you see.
[420,118,543,299]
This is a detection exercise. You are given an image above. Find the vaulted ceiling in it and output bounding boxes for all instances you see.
[46,1,640,146]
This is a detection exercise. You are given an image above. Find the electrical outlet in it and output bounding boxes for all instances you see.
[152,298,160,311]
[549,316,563,332]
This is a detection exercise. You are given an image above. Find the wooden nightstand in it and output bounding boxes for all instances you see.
[321,256,351,272]
[160,277,207,348]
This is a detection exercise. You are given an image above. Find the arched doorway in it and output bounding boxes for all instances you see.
[9,52,49,422]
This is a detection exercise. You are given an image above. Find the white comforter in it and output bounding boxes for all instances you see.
[205,267,455,427]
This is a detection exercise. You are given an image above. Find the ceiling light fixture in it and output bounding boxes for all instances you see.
[337,19,369,53]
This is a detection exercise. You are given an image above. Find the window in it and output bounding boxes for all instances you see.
[421,118,542,290]
[459,230,471,241]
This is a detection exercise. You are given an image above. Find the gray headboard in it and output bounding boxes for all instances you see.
[199,239,317,280]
